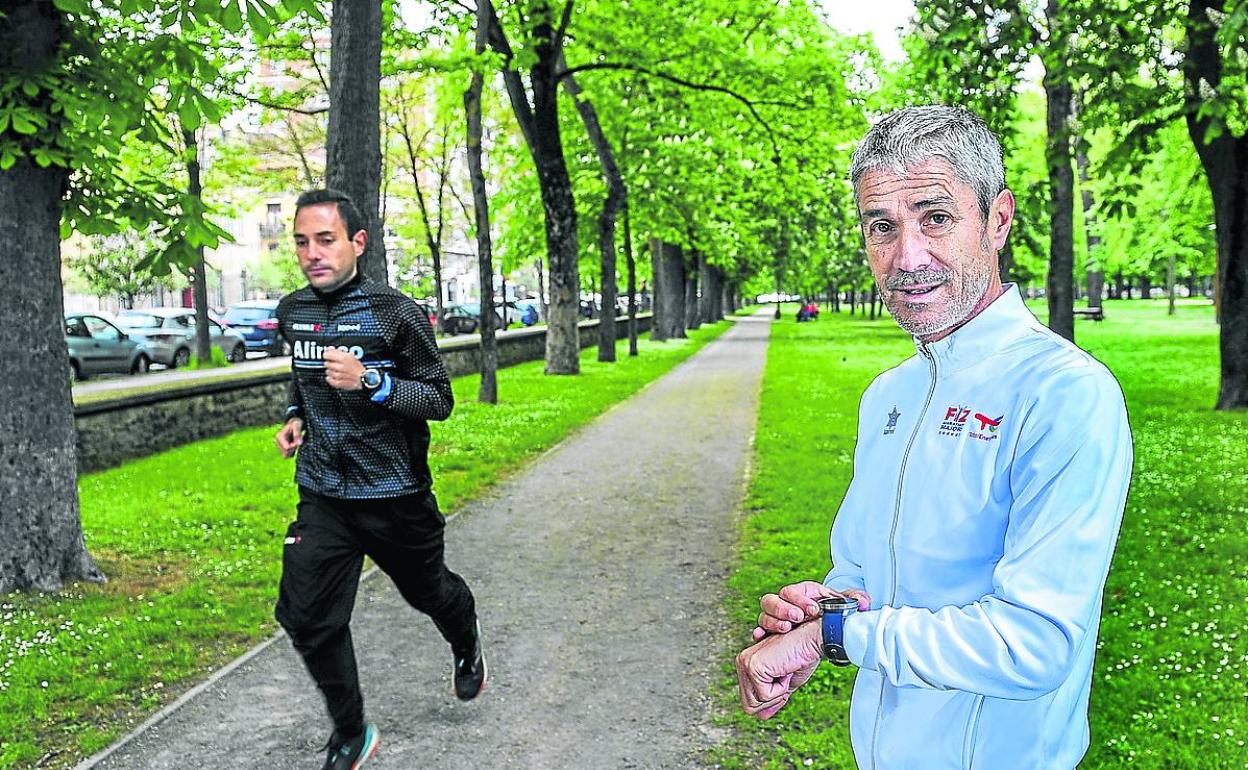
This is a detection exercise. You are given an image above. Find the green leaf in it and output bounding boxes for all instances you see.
[177,99,202,132]
[222,1,245,32]
[11,113,37,135]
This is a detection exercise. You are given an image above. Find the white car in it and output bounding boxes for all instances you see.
[115,308,247,367]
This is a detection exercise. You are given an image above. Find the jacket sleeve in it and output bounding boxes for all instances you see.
[824,384,874,594]
[372,298,454,422]
[843,367,1133,699]
[277,300,304,422]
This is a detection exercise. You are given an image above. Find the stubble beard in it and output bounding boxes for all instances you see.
[880,252,994,338]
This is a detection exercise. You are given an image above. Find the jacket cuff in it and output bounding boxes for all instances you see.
[844,609,878,671]
[285,405,304,421]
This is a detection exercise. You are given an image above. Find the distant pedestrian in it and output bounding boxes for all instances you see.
[273,189,486,770]
[734,106,1132,769]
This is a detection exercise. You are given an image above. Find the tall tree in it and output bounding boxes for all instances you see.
[184,128,212,363]
[562,58,624,362]
[466,0,498,402]
[0,0,303,592]
[0,3,102,593]
[479,0,582,374]
[326,0,386,283]
[1182,0,1247,408]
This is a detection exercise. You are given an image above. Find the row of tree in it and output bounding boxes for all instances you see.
[2,1,1244,595]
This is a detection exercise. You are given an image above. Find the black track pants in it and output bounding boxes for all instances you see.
[274,486,477,736]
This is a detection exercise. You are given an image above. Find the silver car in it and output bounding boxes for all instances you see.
[115,308,247,367]
[65,313,150,381]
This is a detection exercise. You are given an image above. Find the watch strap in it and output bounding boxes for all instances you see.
[821,608,851,666]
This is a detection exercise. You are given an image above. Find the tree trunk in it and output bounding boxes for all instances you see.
[999,240,1016,284]
[183,128,212,363]
[685,251,701,331]
[326,0,385,284]
[869,285,878,319]
[562,63,621,363]
[650,237,666,342]
[1073,100,1104,311]
[655,240,686,339]
[1043,0,1076,342]
[0,4,103,593]
[1184,0,1247,408]
[1140,274,1152,300]
[623,203,638,356]
[466,1,497,403]
[536,258,547,322]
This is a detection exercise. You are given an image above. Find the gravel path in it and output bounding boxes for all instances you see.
[81,313,772,770]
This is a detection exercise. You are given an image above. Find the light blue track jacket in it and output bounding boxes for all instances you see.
[825,286,1133,770]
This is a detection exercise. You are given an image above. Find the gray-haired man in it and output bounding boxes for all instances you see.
[734,106,1132,769]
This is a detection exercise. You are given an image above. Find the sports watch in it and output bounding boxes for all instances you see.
[819,595,859,667]
[359,367,383,391]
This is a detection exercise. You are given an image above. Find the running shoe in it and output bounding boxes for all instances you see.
[321,723,379,770]
[453,621,487,700]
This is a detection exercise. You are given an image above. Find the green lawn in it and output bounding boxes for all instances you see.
[718,298,1248,769]
[0,323,731,770]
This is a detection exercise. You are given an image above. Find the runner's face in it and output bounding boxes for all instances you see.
[856,158,1010,340]
[293,203,365,291]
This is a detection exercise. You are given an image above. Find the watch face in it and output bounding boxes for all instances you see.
[362,369,382,389]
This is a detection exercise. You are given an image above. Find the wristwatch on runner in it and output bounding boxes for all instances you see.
[819,595,858,667]
[360,367,383,391]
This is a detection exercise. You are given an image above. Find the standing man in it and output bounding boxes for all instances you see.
[735,106,1132,769]
[273,189,486,770]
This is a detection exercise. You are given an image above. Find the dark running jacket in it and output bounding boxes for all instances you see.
[277,274,453,499]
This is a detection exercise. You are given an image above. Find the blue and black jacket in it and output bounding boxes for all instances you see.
[278,274,453,499]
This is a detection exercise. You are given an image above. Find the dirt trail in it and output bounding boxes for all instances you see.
[82,313,772,770]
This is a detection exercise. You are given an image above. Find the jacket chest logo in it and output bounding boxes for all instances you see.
[938,405,1004,440]
[883,406,901,435]
[938,406,971,436]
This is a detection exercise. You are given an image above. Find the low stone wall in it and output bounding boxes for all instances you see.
[74,313,653,474]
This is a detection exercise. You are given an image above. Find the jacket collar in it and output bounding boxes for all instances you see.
[914,284,1042,375]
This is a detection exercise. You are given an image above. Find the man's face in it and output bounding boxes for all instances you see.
[293,203,366,292]
[856,158,1011,340]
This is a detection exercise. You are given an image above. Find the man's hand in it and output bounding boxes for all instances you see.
[275,418,304,458]
[752,581,871,641]
[736,618,824,719]
[324,347,365,390]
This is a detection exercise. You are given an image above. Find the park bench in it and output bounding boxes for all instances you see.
[1073,307,1105,321]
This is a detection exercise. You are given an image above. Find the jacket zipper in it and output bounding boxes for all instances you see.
[869,345,938,770]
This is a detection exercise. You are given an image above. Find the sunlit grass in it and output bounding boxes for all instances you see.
[716,298,1248,769]
[0,323,731,770]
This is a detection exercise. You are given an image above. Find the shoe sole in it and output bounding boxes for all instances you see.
[352,725,380,770]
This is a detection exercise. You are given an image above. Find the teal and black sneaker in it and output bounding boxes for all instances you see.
[321,723,379,770]
[453,621,487,701]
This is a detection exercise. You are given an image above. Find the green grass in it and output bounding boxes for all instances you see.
[0,322,731,770]
[717,299,1248,769]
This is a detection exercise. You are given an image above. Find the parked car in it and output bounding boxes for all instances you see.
[221,299,287,356]
[439,302,504,335]
[115,308,247,367]
[65,313,150,381]
[512,299,541,326]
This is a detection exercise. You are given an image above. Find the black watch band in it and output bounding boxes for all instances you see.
[819,596,858,667]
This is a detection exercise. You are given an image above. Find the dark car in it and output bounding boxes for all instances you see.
[65,313,150,381]
[221,299,287,356]
[439,303,504,335]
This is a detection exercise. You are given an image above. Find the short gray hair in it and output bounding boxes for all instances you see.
[850,105,1006,221]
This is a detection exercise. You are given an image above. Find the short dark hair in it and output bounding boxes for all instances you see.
[294,189,366,239]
